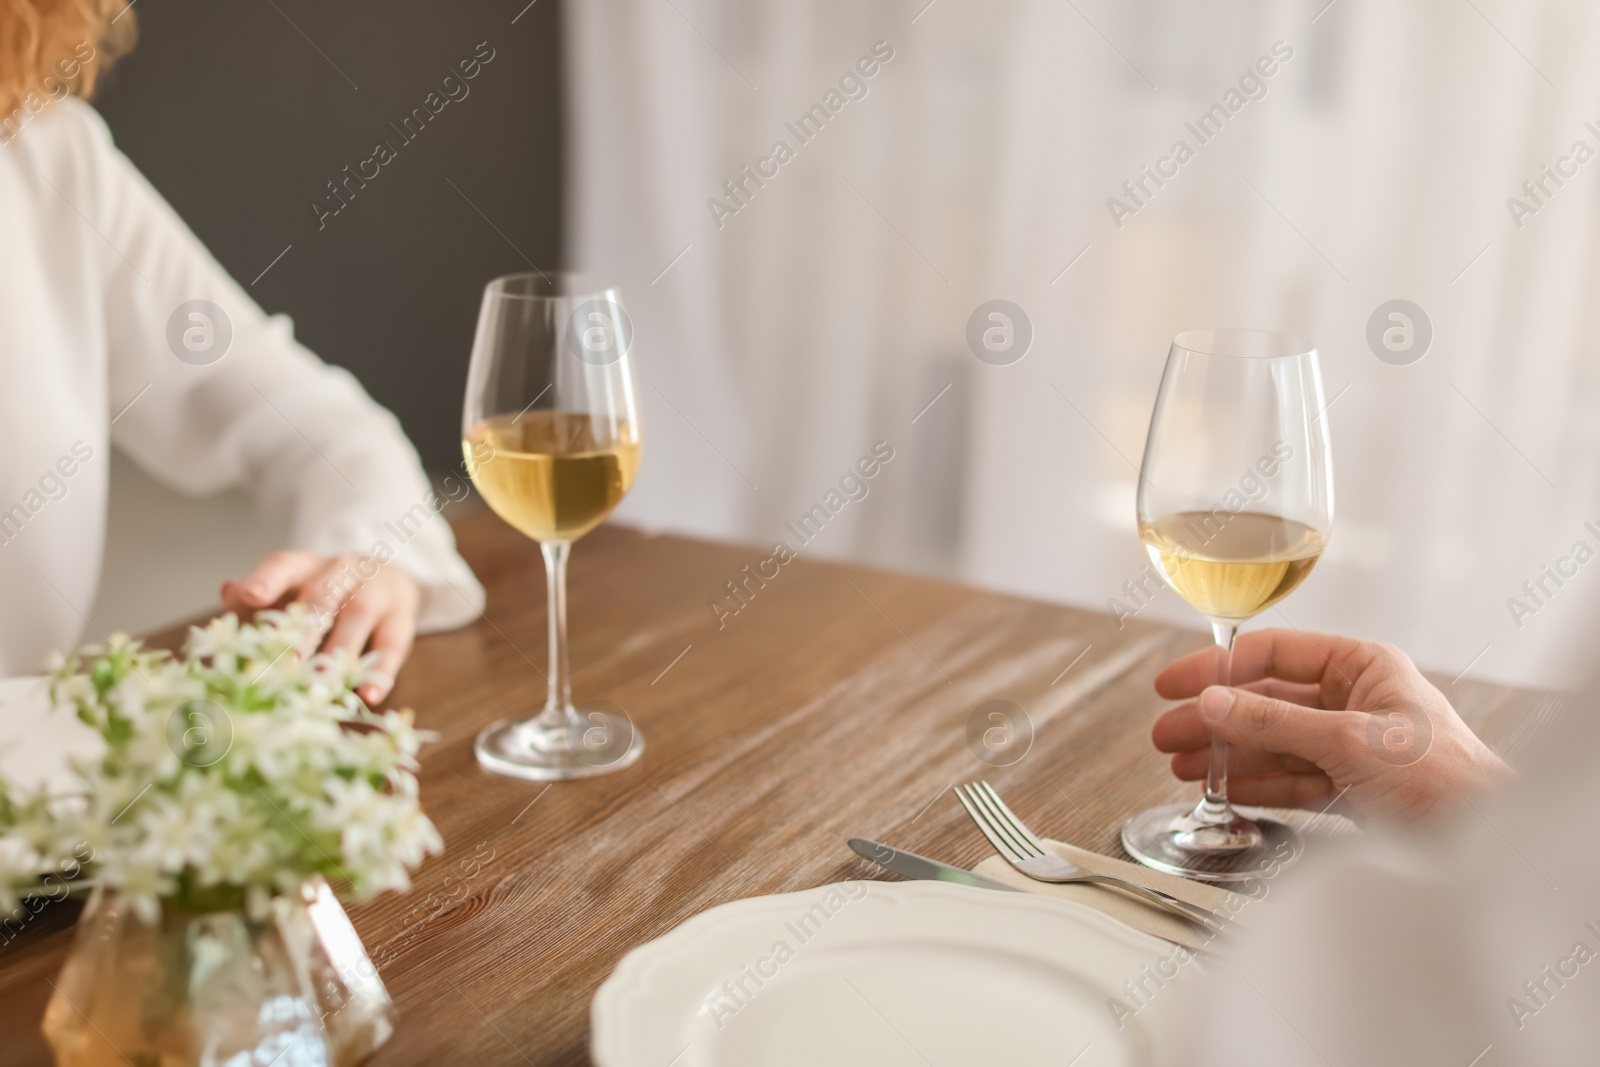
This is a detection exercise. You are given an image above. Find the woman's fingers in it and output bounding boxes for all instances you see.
[359,605,418,706]
[290,556,364,623]
[220,550,325,614]
[324,589,385,659]
[222,551,423,706]
[305,563,419,705]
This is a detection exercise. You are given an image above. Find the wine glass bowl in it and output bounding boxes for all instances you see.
[464,411,641,544]
[1121,328,1333,881]
[462,272,645,781]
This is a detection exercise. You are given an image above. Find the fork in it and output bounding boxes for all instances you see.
[955,781,1224,931]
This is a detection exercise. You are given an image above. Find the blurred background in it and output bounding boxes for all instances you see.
[89,0,1600,689]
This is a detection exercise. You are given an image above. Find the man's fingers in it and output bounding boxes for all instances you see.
[1170,747,1320,780]
[1241,678,1324,708]
[1197,685,1366,767]
[222,550,324,612]
[1154,629,1385,703]
[357,603,417,707]
[1153,703,1219,752]
[1219,772,1340,811]
[1152,679,1325,752]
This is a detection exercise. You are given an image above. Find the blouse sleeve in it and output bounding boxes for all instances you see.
[66,100,485,633]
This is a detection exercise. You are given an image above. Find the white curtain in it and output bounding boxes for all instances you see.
[568,0,1600,688]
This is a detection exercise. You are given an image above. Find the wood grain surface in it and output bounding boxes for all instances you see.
[0,506,1560,1065]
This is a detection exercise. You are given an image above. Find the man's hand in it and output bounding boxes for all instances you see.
[1151,629,1510,822]
[220,550,420,706]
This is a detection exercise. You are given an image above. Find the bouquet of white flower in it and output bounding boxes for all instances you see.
[0,605,442,922]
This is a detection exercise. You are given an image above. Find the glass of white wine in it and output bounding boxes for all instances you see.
[462,272,644,780]
[1121,329,1333,881]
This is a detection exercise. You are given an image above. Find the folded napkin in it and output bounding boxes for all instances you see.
[0,675,102,881]
[970,811,1357,951]
[0,675,100,795]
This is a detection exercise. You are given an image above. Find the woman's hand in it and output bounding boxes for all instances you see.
[220,551,421,706]
[1151,629,1510,822]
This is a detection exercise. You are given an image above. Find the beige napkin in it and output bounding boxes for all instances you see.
[969,807,1359,951]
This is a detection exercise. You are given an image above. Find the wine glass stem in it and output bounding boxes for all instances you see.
[1196,620,1237,824]
[538,540,576,728]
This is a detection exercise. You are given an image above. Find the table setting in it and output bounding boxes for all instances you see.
[0,274,1544,1066]
[569,306,1333,1062]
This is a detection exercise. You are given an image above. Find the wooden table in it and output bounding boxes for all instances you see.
[0,507,1559,1065]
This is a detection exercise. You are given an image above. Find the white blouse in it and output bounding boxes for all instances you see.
[0,98,484,677]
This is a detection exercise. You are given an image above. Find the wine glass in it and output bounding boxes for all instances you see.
[462,272,645,780]
[1121,329,1333,881]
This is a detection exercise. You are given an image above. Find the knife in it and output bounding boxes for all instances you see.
[849,837,1022,893]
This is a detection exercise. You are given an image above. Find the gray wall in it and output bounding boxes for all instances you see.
[84,1,562,635]
[93,0,564,469]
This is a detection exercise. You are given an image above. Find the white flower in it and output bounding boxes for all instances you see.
[133,788,220,874]
[1,610,441,916]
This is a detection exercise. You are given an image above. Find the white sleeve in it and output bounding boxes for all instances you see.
[1170,698,1600,1066]
[72,101,484,633]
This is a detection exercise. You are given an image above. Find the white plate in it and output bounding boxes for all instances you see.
[592,880,1202,1067]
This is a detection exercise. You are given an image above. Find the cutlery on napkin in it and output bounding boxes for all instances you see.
[971,838,1251,951]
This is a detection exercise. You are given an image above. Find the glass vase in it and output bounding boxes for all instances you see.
[42,877,394,1067]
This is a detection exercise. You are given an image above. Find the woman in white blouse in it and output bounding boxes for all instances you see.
[0,2,483,703]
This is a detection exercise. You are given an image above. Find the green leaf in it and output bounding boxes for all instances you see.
[90,659,115,691]
[104,713,133,745]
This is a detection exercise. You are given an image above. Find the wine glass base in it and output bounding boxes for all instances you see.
[1121,801,1299,883]
[475,708,644,781]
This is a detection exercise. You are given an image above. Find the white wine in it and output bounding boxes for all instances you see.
[464,412,640,543]
[1140,511,1325,621]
